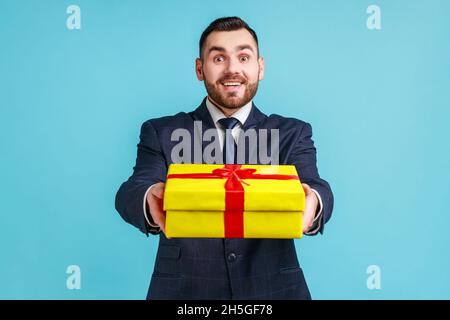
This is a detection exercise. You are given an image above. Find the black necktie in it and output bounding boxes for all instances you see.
[218,117,240,164]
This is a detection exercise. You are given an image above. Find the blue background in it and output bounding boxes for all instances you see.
[1,0,449,299]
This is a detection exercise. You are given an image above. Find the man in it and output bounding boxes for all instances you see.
[115,17,333,300]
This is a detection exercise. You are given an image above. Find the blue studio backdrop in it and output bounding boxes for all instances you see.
[1,0,450,299]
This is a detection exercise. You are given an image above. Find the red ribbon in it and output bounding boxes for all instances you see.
[167,164,299,238]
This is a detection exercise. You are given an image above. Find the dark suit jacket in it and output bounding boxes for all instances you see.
[115,97,334,299]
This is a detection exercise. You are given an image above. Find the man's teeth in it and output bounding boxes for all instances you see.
[223,82,241,86]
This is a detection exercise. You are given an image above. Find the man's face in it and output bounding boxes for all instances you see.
[196,29,265,110]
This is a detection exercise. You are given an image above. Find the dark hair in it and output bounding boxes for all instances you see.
[199,16,259,59]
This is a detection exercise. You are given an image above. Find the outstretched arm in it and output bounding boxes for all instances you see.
[288,122,334,235]
[115,120,167,236]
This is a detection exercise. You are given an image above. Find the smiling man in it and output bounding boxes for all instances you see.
[115,17,334,300]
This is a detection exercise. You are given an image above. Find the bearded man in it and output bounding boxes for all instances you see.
[115,16,334,300]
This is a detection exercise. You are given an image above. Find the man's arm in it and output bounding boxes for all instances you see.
[288,122,334,235]
[115,120,167,236]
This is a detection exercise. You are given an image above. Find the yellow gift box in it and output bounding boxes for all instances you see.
[164,164,305,238]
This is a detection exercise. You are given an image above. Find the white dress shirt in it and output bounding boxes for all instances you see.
[205,96,252,149]
[143,97,324,235]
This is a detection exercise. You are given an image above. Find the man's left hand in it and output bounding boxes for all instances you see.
[302,183,319,234]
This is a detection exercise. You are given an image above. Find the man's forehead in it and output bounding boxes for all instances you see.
[204,29,257,53]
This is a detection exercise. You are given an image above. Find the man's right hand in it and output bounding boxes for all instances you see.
[146,182,167,235]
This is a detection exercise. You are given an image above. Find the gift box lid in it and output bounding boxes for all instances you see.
[164,164,305,212]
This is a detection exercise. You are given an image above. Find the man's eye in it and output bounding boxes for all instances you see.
[240,56,249,62]
[214,56,225,63]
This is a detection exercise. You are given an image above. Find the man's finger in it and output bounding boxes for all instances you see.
[302,194,316,233]
[149,195,166,226]
[302,183,311,196]
[151,182,165,199]
[302,208,313,233]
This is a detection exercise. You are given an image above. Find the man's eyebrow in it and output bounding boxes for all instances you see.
[208,46,226,54]
[207,45,255,55]
[236,44,254,53]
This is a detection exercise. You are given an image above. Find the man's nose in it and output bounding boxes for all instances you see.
[225,56,240,74]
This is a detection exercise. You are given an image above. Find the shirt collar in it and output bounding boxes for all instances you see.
[205,96,253,126]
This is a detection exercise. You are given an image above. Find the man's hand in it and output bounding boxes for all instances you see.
[302,183,319,234]
[146,182,167,236]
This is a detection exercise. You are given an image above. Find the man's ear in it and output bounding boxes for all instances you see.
[258,56,265,81]
[195,58,204,81]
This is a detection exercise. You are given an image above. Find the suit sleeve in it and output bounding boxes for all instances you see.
[288,122,334,235]
[115,120,168,236]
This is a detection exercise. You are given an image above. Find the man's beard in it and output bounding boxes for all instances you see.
[204,74,259,109]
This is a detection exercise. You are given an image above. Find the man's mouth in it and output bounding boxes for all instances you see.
[220,80,244,91]
[222,81,242,86]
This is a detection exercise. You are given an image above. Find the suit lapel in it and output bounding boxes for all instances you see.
[191,97,216,129]
[242,101,267,130]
